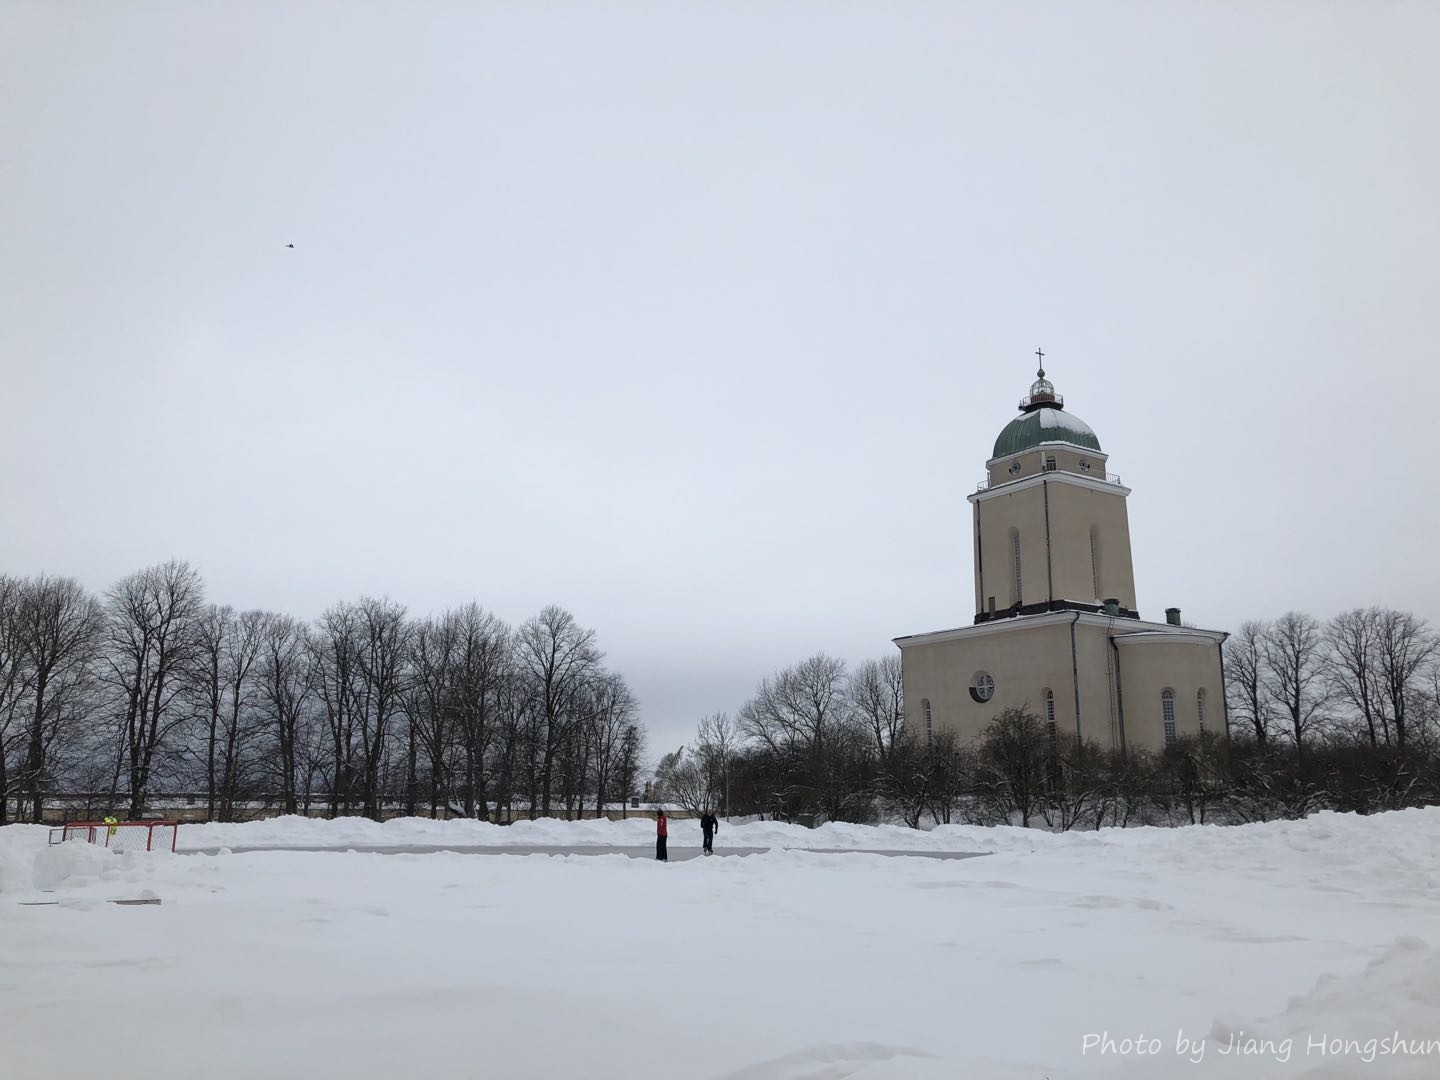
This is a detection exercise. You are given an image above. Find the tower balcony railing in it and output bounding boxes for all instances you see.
[977,471,1122,492]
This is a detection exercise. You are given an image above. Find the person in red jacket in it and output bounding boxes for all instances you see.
[655,809,668,861]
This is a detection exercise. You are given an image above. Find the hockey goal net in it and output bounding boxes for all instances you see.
[49,820,180,853]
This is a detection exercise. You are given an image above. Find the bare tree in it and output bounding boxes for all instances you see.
[693,711,737,816]
[353,597,411,820]
[1327,608,1385,746]
[1261,612,1330,749]
[184,607,266,821]
[1423,658,1440,749]
[310,602,363,816]
[976,705,1050,827]
[15,576,102,822]
[257,613,312,815]
[588,672,637,816]
[1374,610,1438,748]
[408,614,458,817]
[874,731,933,828]
[449,604,509,819]
[737,654,872,821]
[490,665,537,821]
[611,721,646,818]
[0,576,32,824]
[848,655,904,765]
[514,605,601,815]
[103,560,205,818]
[1149,731,1229,825]
[740,654,850,757]
[654,746,710,813]
[188,604,234,820]
[1224,620,1272,744]
[405,603,513,819]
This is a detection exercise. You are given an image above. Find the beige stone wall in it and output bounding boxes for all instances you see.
[1044,482,1137,609]
[903,620,1078,744]
[986,445,1107,488]
[899,617,1225,755]
[1073,620,1121,746]
[972,476,1136,614]
[1114,636,1225,752]
[973,484,1049,611]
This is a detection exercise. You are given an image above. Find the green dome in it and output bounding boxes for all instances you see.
[991,357,1102,459]
[992,404,1102,458]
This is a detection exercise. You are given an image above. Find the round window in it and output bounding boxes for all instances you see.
[1008,460,1022,475]
[970,672,995,702]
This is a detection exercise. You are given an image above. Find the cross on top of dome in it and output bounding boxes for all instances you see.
[1021,348,1061,410]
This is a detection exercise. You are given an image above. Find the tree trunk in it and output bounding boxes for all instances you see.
[25,669,48,823]
[279,712,297,815]
[406,723,419,818]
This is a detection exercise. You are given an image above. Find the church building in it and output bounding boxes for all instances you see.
[894,359,1227,754]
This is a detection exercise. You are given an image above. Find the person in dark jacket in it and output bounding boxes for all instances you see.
[655,809,668,861]
[700,810,718,855]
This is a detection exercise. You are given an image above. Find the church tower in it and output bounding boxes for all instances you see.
[970,357,1138,621]
[894,353,1228,755]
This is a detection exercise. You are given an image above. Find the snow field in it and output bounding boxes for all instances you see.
[2,810,1438,1078]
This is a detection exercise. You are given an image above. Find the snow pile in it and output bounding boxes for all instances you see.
[175,805,1440,864]
[0,834,35,896]
[0,825,119,897]
[30,837,119,892]
[180,813,667,849]
[1098,936,1440,1078]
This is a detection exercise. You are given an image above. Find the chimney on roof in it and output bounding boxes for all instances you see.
[1165,607,1182,626]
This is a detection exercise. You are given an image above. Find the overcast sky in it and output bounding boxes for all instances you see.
[3,2,1437,757]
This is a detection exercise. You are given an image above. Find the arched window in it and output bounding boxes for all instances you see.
[1044,689,1056,742]
[1089,526,1102,599]
[1162,688,1177,745]
[1010,528,1023,606]
[923,698,933,747]
[1044,455,1057,472]
[1197,688,1206,731]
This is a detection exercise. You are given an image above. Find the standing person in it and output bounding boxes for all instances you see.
[655,809,668,861]
[700,809,718,855]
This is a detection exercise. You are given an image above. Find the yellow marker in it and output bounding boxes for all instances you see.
[103,815,118,840]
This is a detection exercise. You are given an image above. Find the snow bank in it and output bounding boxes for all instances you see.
[181,812,696,849]
[174,805,1440,861]
[1099,937,1440,1078]
[30,838,118,892]
[0,825,119,897]
[0,834,34,896]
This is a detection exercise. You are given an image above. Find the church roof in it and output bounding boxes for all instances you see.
[993,406,1102,457]
[991,361,1102,458]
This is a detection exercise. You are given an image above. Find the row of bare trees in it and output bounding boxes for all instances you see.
[655,652,908,823]
[0,561,648,823]
[1225,608,1440,749]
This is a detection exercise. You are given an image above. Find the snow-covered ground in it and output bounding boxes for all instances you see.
[3,811,1439,1079]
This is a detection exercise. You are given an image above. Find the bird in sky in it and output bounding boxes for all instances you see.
[284,243,294,249]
